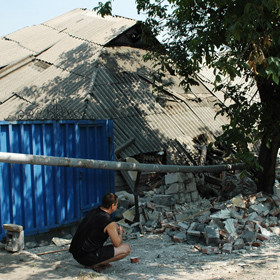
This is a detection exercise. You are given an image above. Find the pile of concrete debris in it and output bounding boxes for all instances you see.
[116,172,280,254]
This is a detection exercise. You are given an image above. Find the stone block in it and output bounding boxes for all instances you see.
[222,243,233,254]
[233,238,245,250]
[5,230,24,252]
[177,222,189,230]
[185,192,192,203]
[186,181,197,193]
[176,192,193,204]
[165,172,186,185]
[185,173,194,182]
[188,222,198,232]
[165,183,185,195]
[241,229,256,243]
[3,224,23,232]
[153,195,176,207]
[205,226,220,245]
[186,234,201,245]
[191,191,200,202]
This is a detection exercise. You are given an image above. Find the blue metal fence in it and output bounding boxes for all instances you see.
[0,120,114,239]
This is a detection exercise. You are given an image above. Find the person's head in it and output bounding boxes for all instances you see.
[101,192,118,212]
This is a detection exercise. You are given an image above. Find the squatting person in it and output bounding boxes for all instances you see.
[69,192,130,272]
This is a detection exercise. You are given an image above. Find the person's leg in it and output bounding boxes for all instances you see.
[92,243,130,272]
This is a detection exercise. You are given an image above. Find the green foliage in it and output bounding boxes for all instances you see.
[93,1,112,17]
[94,1,280,185]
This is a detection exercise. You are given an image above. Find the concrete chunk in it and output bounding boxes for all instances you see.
[249,203,270,215]
[165,182,184,194]
[3,224,23,232]
[153,195,176,207]
[210,209,231,219]
[233,238,245,250]
[177,222,189,230]
[271,227,280,235]
[224,219,237,236]
[231,195,246,209]
[5,230,24,252]
[257,225,272,238]
[241,229,256,243]
[222,243,233,254]
[123,208,135,222]
[205,226,220,245]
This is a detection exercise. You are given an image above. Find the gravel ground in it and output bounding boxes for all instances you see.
[1,231,280,280]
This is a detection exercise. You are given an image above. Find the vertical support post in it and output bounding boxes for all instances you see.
[134,171,142,222]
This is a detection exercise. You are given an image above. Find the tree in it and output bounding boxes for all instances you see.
[95,0,280,194]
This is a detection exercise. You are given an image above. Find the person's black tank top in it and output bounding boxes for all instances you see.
[69,207,113,258]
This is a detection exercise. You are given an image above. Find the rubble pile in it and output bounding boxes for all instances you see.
[116,172,280,255]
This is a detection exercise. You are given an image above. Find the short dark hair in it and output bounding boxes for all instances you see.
[101,193,118,209]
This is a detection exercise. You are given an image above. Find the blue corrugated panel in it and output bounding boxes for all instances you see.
[0,120,114,239]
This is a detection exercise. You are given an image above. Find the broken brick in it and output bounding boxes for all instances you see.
[256,233,268,241]
[168,223,180,231]
[252,241,261,247]
[201,246,220,255]
[172,232,186,243]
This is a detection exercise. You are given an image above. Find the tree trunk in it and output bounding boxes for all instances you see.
[256,77,280,194]
[257,136,279,193]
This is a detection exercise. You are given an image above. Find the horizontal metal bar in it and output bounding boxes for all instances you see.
[0,152,245,174]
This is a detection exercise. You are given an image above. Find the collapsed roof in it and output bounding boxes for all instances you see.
[0,8,229,165]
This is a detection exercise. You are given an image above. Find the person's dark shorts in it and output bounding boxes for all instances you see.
[74,245,114,266]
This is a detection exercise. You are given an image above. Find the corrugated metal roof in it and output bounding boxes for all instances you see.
[5,25,66,54]
[0,38,35,67]
[37,37,103,78]
[198,65,260,105]
[43,8,136,45]
[0,8,229,165]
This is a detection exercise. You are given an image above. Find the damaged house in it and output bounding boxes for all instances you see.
[0,8,230,238]
[0,8,229,183]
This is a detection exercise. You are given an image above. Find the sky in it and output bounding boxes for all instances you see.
[0,0,146,37]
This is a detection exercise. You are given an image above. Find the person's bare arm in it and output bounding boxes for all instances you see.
[105,222,123,247]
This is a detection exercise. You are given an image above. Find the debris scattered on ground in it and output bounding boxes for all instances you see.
[115,172,280,255]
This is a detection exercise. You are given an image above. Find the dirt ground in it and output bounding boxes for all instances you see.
[1,231,280,280]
